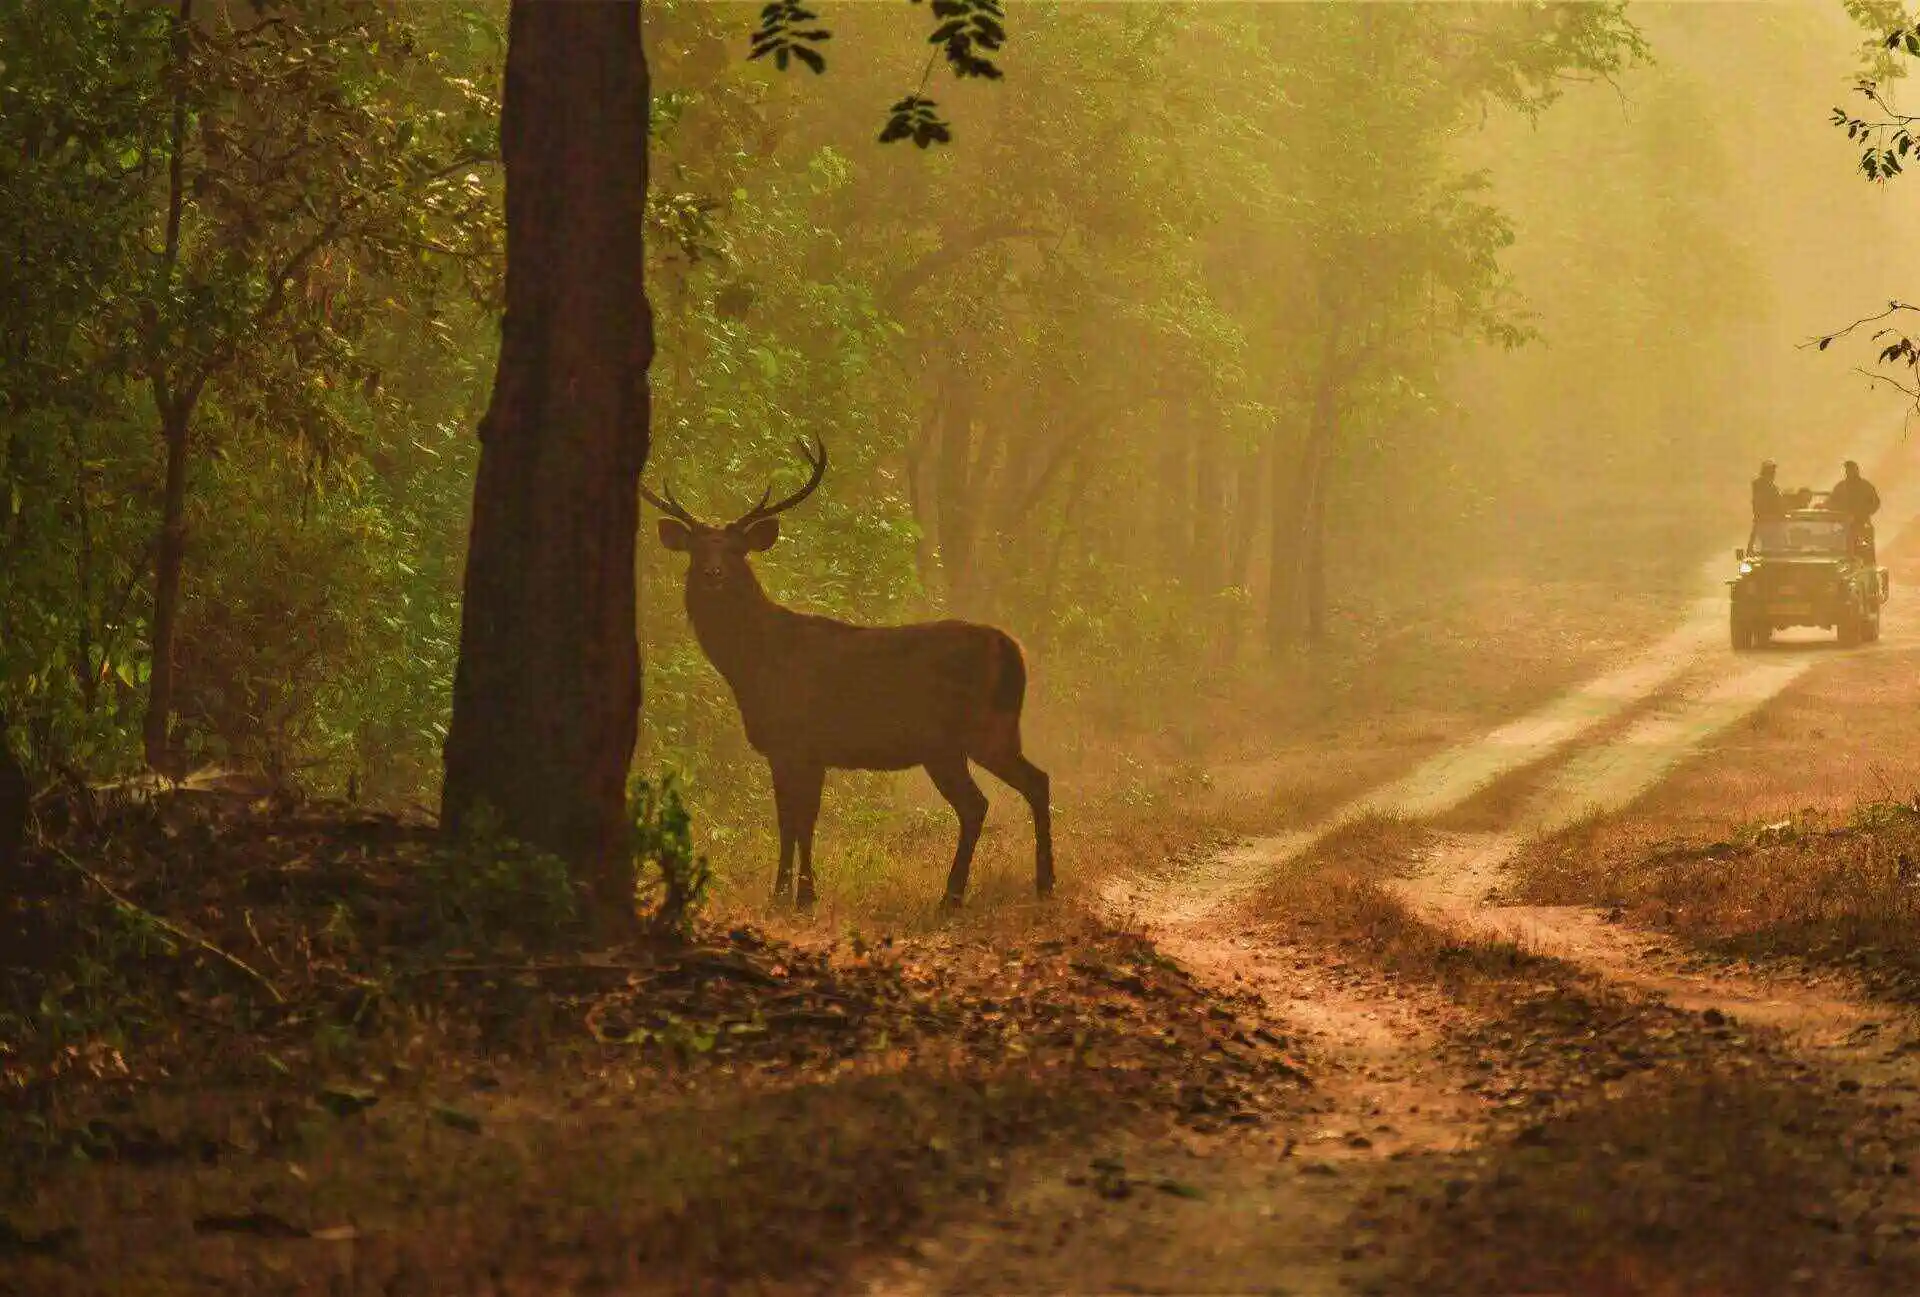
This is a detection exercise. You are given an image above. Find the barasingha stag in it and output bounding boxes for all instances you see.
[642,439,1054,910]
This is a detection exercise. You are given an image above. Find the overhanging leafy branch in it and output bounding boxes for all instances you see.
[747,0,1009,148]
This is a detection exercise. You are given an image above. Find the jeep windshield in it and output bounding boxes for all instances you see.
[1751,517,1849,556]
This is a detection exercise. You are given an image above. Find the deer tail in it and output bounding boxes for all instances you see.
[990,632,1027,713]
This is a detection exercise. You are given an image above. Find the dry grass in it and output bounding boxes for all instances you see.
[1247,814,1562,1001]
[1512,801,1920,998]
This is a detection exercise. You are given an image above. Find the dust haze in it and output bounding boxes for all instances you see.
[22,3,1920,1292]
[632,1,1920,901]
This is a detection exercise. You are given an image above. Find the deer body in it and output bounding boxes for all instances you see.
[647,441,1054,909]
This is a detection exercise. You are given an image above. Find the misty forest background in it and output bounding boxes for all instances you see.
[6,0,1920,896]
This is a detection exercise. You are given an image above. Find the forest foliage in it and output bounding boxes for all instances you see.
[2,1,1911,873]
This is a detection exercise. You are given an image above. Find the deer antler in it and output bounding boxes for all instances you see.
[638,475,700,526]
[733,438,828,530]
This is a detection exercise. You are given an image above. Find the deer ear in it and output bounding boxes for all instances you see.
[658,519,693,552]
[742,517,780,552]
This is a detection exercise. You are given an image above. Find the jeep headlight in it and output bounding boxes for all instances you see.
[1739,561,1753,575]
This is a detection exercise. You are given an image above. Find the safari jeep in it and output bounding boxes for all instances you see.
[1729,504,1889,650]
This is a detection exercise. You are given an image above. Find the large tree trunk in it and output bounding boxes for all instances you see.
[1302,441,1331,643]
[1156,429,1191,582]
[1191,422,1225,594]
[1229,446,1262,594]
[141,403,191,770]
[934,377,979,612]
[902,425,938,598]
[141,0,194,773]
[0,712,25,889]
[1265,424,1302,655]
[441,0,652,930]
[1266,320,1347,653]
[1295,337,1344,645]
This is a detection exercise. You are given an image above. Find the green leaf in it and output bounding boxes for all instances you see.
[317,1085,379,1117]
[431,1104,482,1134]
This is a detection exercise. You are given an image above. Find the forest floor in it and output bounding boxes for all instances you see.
[13,479,1920,1292]
[846,457,1920,1294]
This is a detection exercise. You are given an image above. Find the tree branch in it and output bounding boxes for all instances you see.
[47,844,286,1003]
[882,223,1052,316]
[1804,300,1920,351]
[192,152,492,387]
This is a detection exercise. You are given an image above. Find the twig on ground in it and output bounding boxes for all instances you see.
[46,844,287,1004]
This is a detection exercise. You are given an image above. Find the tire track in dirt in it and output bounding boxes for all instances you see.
[1098,584,1731,925]
[1374,455,1920,1067]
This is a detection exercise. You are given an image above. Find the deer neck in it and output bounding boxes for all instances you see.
[684,574,793,690]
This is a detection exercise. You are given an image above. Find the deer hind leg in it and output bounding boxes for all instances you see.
[971,725,1054,898]
[925,755,989,909]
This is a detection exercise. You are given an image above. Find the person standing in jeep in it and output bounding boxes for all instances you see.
[1829,460,1881,558]
[1829,460,1881,520]
[1752,460,1783,521]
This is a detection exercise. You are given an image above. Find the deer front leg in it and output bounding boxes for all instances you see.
[926,756,988,910]
[790,764,825,910]
[770,761,798,905]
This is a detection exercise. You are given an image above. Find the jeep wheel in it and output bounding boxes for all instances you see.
[1838,613,1863,648]
[1730,611,1753,651]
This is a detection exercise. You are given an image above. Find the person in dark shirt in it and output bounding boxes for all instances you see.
[1752,460,1782,520]
[1829,460,1881,520]
[1828,460,1882,560]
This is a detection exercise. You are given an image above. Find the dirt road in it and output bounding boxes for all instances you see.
[880,439,1920,1294]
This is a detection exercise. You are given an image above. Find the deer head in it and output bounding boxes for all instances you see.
[640,438,828,593]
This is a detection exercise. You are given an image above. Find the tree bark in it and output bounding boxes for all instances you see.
[441,0,651,930]
[934,376,979,612]
[1191,422,1225,594]
[140,0,194,772]
[902,424,938,597]
[1229,447,1262,594]
[0,711,25,889]
[141,403,191,769]
[1265,423,1301,655]
[1302,431,1331,643]
[1157,429,1190,582]
[1266,314,1348,653]
[1294,334,1345,645]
